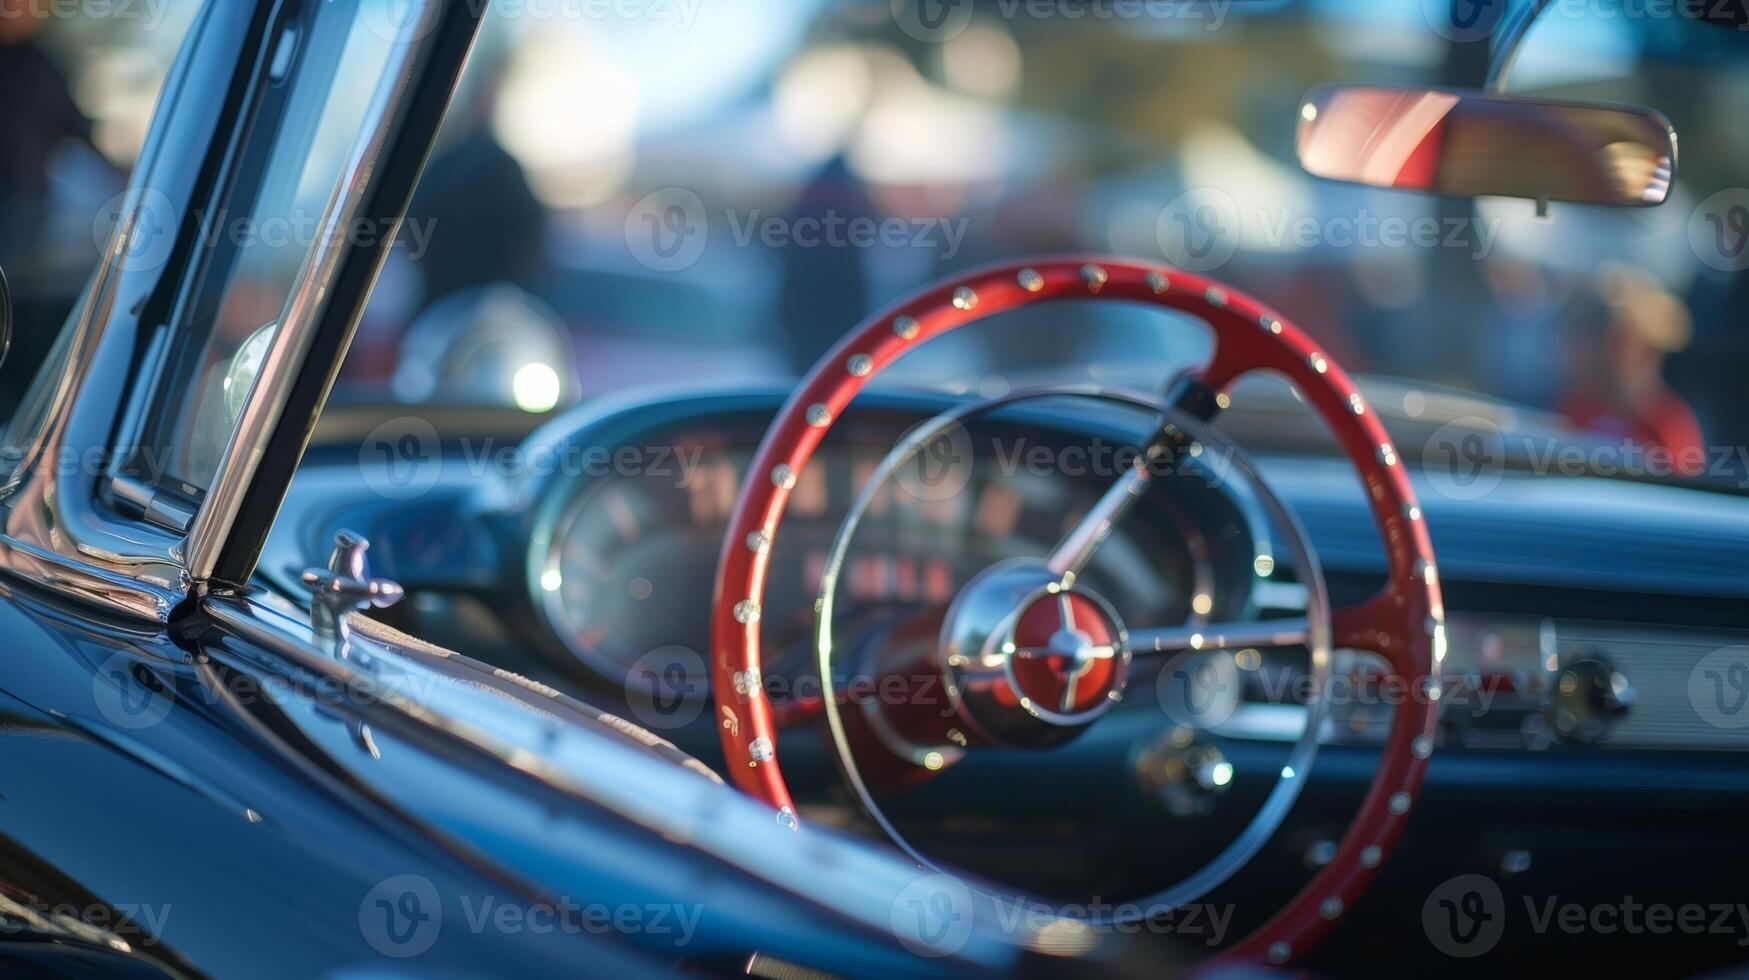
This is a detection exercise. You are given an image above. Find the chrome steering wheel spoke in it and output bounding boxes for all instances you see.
[1130,617,1311,656]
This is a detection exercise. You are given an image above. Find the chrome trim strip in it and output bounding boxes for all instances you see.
[1487,0,1556,93]
[0,246,188,621]
[0,1,447,621]
[1131,618,1310,655]
[201,590,1021,971]
[184,2,440,583]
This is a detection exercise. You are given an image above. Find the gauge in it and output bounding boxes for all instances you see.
[531,407,1248,700]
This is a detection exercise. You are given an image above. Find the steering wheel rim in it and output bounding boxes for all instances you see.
[710,257,1444,966]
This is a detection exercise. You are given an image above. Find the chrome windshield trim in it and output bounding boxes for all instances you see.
[1487,0,1557,93]
[184,1,441,583]
[0,2,450,620]
[0,194,190,622]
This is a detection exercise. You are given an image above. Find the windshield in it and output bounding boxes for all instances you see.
[5,2,1745,484]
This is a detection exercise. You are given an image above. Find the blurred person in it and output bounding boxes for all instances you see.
[401,65,546,314]
[1481,258,1564,409]
[0,3,98,417]
[1558,265,1705,474]
[1677,268,1749,455]
[347,57,547,388]
[779,153,874,374]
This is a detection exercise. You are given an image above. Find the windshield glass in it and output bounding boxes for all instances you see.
[331,0,1748,471]
[147,0,423,494]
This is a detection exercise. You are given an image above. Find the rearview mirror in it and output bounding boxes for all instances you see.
[1296,85,1675,208]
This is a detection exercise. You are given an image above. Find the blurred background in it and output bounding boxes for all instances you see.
[5,0,1748,463]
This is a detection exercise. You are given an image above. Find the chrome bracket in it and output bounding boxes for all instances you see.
[300,530,403,658]
[1486,0,1557,93]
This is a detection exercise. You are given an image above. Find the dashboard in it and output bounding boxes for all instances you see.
[265,383,1749,970]
[519,390,1267,711]
[274,384,1749,756]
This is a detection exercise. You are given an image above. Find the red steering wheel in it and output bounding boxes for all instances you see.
[710,258,1443,967]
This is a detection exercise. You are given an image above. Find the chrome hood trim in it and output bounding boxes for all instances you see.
[200,589,1029,973]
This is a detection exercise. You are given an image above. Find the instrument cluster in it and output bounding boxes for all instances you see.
[525,392,1272,704]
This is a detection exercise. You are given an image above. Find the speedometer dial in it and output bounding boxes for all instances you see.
[532,404,1247,702]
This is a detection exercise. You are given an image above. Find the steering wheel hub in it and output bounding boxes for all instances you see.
[940,560,1131,746]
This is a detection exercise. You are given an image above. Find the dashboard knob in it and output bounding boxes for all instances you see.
[1548,656,1633,743]
[1136,731,1234,817]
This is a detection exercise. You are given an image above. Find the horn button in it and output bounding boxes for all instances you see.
[940,560,1132,748]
